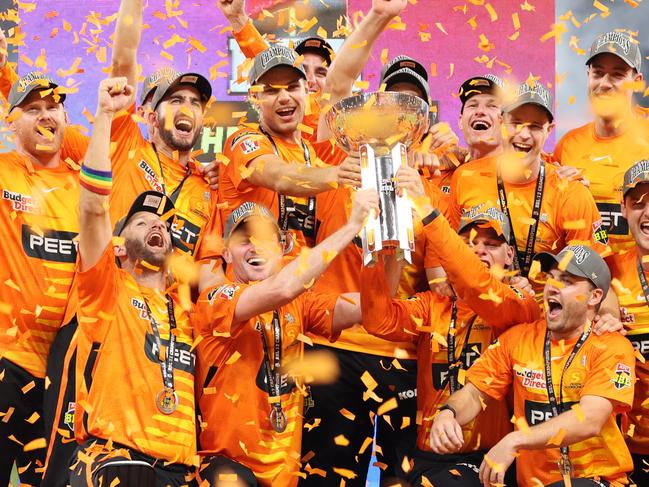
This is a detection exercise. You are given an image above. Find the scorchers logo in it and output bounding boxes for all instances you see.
[515,366,546,390]
[138,160,164,193]
[3,189,39,213]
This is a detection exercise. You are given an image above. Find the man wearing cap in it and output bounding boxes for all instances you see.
[0,68,80,485]
[219,44,346,256]
[70,76,198,484]
[359,161,542,486]
[106,0,223,291]
[554,30,649,254]
[450,81,608,295]
[607,159,649,484]
[433,245,636,487]
[217,0,333,138]
[193,190,378,486]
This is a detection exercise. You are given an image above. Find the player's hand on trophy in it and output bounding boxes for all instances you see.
[371,0,408,18]
[337,153,362,188]
[97,77,134,117]
[395,164,433,217]
[349,189,380,230]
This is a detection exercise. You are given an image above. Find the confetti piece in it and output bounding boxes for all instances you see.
[377,397,398,416]
[225,351,241,365]
[334,434,349,446]
[23,438,46,451]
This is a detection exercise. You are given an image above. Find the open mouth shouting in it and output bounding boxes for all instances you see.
[512,141,533,153]
[146,230,166,249]
[174,117,194,134]
[246,255,268,267]
[546,296,563,320]
[470,118,492,132]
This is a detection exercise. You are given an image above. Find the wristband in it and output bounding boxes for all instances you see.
[439,404,457,418]
[421,208,440,226]
[80,164,112,195]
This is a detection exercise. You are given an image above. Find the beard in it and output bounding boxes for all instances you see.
[157,112,201,152]
[124,235,170,268]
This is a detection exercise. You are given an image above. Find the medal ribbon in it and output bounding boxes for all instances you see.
[543,325,591,474]
[258,310,285,429]
[143,295,177,393]
[497,161,546,276]
[445,297,478,394]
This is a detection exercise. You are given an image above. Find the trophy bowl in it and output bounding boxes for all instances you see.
[325,91,430,154]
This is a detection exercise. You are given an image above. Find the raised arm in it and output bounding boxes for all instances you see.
[233,189,379,323]
[316,0,407,142]
[0,28,18,101]
[79,78,134,270]
[217,0,269,58]
[110,0,143,95]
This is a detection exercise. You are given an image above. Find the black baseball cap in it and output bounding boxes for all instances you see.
[535,245,611,295]
[150,72,212,110]
[587,30,642,72]
[139,67,181,107]
[248,45,307,86]
[294,37,334,66]
[382,68,431,104]
[459,74,503,107]
[114,191,175,236]
[8,72,66,112]
[381,55,428,82]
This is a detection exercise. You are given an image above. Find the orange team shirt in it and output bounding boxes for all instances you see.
[450,156,609,276]
[233,22,321,138]
[361,213,540,452]
[0,63,90,164]
[194,282,338,486]
[554,119,649,253]
[220,126,326,253]
[0,153,79,378]
[608,248,649,455]
[109,104,218,258]
[467,320,635,487]
[75,244,196,465]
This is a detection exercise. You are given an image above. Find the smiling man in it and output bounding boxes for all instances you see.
[431,245,635,487]
[450,82,608,290]
[219,44,343,255]
[554,31,649,253]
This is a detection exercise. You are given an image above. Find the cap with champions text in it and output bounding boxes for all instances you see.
[623,159,649,197]
[586,30,642,73]
[457,206,512,244]
[150,72,212,110]
[8,72,66,112]
[248,45,307,86]
[534,245,611,295]
[140,67,181,107]
[224,202,281,241]
[504,82,554,122]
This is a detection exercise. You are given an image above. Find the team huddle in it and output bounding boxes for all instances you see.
[1,0,648,486]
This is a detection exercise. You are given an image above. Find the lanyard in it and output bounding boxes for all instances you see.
[151,143,192,204]
[143,295,177,392]
[543,326,590,463]
[259,126,316,233]
[497,161,546,276]
[445,298,478,393]
[257,310,287,432]
[636,255,649,307]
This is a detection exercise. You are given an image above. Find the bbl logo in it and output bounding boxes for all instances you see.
[64,402,75,431]
[610,363,632,390]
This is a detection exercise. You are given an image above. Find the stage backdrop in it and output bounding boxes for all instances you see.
[4,0,556,155]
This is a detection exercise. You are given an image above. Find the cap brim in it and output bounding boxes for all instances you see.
[458,219,509,243]
[586,51,636,70]
[252,64,307,86]
[534,252,589,280]
[383,70,430,103]
[113,191,175,236]
[504,100,554,123]
[152,72,212,110]
[295,38,333,65]
[11,83,66,111]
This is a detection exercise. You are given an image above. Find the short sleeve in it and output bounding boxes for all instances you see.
[466,331,515,401]
[301,291,339,341]
[77,243,120,321]
[193,282,249,338]
[223,130,275,192]
[194,191,224,261]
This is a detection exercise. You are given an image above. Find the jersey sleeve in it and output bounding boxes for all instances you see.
[301,291,339,341]
[423,212,541,329]
[581,334,636,413]
[552,133,566,165]
[559,180,609,255]
[0,63,19,101]
[360,260,436,342]
[466,330,516,401]
[61,125,90,163]
[233,20,270,59]
[422,177,451,269]
[193,282,249,338]
[223,130,276,192]
[76,243,121,327]
[194,190,224,261]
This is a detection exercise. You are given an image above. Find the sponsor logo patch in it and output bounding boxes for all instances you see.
[610,362,632,390]
[515,366,546,390]
[240,139,260,155]
[3,189,40,213]
[21,225,78,263]
[138,160,165,193]
[63,402,75,431]
[207,284,240,304]
[592,219,609,245]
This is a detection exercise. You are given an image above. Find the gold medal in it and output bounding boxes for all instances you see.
[155,388,178,414]
[269,407,287,433]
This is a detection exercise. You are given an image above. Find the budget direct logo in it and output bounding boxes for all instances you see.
[3,189,40,213]
[138,160,164,193]
[21,225,78,263]
[515,366,546,390]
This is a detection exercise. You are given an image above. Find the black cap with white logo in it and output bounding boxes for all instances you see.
[114,191,175,236]
[294,37,334,66]
[534,245,611,295]
[586,30,642,72]
[8,72,66,112]
[382,68,431,104]
[459,74,504,107]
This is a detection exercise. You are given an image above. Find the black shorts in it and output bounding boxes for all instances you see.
[198,455,258,486]
[545,479,610,487]
[299,345,418,486]
[630,452,649,486]
[0,357,46,487]
[69,440,196,487]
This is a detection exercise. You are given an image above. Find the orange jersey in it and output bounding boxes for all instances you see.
[220,126,324,252]
[467,320,635,487]
[233,23,320,138]
[451,156,608,290]
[554,120,649,252]
[75,244,196,465]
[110,104,218,258]
[0,152,79,378]
[361,213,540,452]
[194,282,338,486]
[608,248,649,455]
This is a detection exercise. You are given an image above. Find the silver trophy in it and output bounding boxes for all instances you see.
[326,92,430,264]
